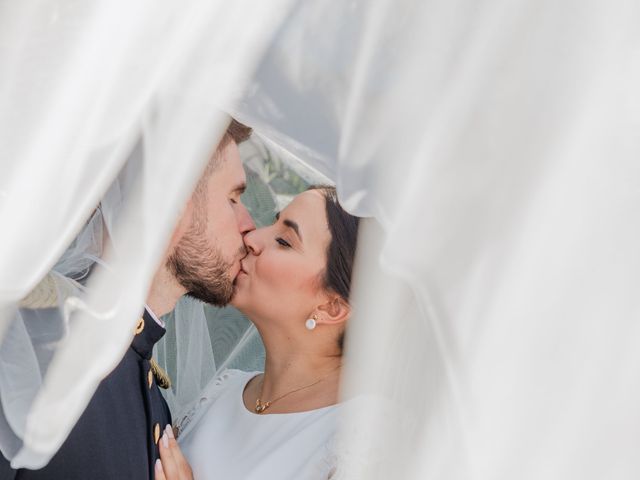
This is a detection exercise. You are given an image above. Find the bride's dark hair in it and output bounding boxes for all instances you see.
[310,186,359,352]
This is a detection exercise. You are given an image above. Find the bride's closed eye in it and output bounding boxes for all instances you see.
[275,237,291,248]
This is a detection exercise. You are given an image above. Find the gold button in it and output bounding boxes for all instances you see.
[154,423,161,444]
[134,317,144,335]
[148,369,153,389]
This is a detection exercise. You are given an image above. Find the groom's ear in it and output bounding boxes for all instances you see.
[315,295,350,326]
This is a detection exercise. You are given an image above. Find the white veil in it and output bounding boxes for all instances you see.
[0,0,296,468]
[2,0,640,478]
[235,1,640,478]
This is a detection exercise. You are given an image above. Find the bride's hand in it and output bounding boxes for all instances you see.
[155,425,194,480]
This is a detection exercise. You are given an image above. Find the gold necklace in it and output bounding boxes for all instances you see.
[254,365,341,414]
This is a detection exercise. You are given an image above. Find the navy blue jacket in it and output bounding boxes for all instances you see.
[0,309,171,480]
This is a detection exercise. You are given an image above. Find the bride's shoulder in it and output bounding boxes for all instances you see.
[174,369,259,439]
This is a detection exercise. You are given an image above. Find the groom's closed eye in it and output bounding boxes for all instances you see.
[229,183,246,204]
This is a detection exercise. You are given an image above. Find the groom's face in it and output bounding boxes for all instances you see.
[167,140,255,306]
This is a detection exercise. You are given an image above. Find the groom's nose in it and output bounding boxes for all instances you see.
[236,202,255,236]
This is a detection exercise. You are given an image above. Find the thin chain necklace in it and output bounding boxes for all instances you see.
[254,364,341,414]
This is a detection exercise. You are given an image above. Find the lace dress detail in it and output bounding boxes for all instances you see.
[173,369,250,440]
[325,395,399,479]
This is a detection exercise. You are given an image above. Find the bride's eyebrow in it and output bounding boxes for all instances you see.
[274,211,302,241]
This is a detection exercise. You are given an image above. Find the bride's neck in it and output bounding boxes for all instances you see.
[259,349,342,399]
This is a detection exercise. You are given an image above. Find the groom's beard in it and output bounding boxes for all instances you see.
[166,226,235,307]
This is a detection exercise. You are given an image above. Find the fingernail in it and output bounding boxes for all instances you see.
[155,459,162,472]
[165,424,174,439]
[162,432,168,449]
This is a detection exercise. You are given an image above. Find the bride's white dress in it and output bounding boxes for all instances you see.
[175,369,342,479]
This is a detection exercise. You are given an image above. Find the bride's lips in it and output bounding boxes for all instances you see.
[238,260,248,276]
[232,261,247,286]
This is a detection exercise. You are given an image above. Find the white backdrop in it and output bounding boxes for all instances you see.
[1,0,640,478]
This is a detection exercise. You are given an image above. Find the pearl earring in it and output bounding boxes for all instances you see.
[305,315,317,331]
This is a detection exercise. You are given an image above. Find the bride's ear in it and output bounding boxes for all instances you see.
[315,296,350,326]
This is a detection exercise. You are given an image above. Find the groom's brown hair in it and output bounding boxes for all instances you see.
[219,118,252,153]
[194,118,252,201]
[208,118,252,173]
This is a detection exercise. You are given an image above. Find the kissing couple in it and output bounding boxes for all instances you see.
[3,118,360,480]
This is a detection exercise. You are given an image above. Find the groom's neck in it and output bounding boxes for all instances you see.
[146,264,186,318]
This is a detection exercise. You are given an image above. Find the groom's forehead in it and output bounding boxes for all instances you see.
[206,143,246,189]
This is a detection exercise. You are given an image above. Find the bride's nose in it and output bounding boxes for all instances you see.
[243,229,263,256]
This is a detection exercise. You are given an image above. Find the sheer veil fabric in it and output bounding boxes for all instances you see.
[1,0,640,478]
[0,0,296,468]
[237,1,640,478]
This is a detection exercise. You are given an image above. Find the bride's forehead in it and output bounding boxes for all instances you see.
[284,190,325,215]
[281,191,329,234]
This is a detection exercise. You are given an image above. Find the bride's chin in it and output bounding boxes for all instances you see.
[230,293,255,317]
[229,288,244,309]
[230,299,249,316]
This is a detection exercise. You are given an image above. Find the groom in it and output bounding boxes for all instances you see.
[0,118,256,479]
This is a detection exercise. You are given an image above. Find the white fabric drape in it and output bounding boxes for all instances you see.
[1,0,639,478]
[233,0,640,478]
[0,0,294,468]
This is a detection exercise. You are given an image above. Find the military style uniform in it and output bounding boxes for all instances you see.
[0,309,171,480]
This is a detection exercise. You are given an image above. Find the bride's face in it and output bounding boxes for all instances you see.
[231,190,332,325]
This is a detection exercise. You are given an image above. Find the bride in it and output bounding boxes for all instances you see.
[155,185,360,479]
